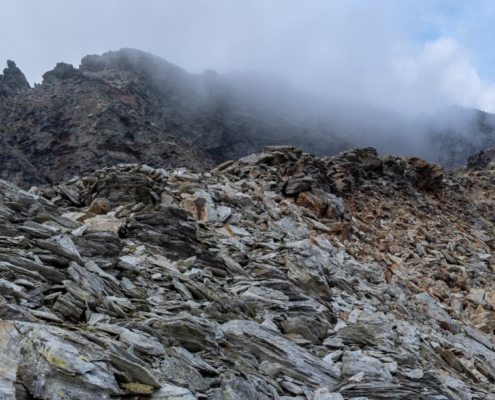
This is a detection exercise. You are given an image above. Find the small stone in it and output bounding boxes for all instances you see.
[314,388,344,400]
[150,384,195,400]
[89,198,112,215]
[84,215,122,233]
[120,383,154,395]
[405,369,424,379]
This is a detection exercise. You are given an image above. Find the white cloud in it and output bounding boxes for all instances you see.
[1,0,495,116]
[390,37,495,114]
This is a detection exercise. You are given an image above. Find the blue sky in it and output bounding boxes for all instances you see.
[405,1,495,79]
[0,0,494,115]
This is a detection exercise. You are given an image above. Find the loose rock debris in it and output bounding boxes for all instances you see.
[2,145,495,398]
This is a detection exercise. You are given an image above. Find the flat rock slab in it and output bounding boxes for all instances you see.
[221,319,340,388]
[0,321,121,400]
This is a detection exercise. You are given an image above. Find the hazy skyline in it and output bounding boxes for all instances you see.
[1,0,495,116]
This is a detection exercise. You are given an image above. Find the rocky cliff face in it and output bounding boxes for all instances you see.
[1,146,495,398]
[0,60,30,99]
[0,49,352,189]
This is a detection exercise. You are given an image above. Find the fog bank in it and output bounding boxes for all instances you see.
[2,1,495,117]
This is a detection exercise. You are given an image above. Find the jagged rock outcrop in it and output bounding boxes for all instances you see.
[2,146,495,398]
[425,107,495,171]
[467,147,495,170]
[0,60,30,99]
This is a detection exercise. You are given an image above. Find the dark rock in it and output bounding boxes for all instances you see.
[467,147,495,170]
[406,157,444,191]
[0,49,352,189]
[0,60,30,99]
[285,177,315,196]
[89,198,111,214]
[1,146,495,399]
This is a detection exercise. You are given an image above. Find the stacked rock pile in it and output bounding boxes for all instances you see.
[1,146,495,399]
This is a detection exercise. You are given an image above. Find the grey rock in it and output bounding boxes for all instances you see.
[341,351,392,380]
[0,145,494,400]
[35,234,84,265]
[213,374,272,400]
[108,350,161,388]
[314,389,344,400]
[0,321,121,400]
[285,177,315,196]
[221,320,340,388]
[159,355,209,392]
[119,329,166,356]
[150,385,195,400]
[152,314,221,352]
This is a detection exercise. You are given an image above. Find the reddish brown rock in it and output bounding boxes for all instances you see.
[295,192,326,217]
[406,157,444,191]
[89,198,112,215]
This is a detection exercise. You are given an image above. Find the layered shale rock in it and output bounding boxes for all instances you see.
[2,146,495,398]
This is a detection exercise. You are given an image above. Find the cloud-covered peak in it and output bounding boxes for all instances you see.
[1,0,494,117]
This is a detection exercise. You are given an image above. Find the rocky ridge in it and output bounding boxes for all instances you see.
[1,145,495,398]
[4,49,495,190]
[0,49,351,189]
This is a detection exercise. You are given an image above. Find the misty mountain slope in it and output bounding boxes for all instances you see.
[0,52,214,185]
[2,48,495,188]
[0,49,352,188]
[424,107,495,170]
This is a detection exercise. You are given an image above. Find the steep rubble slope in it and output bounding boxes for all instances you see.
[2,146,495,398]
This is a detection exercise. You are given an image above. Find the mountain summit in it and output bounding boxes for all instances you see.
[0,49,353,188]
[2,48,495,189]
